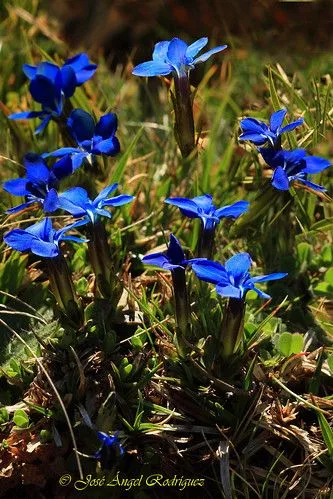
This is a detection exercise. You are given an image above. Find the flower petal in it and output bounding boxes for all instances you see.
[60,66,77,98]
[185,37,208,59]
[102,194,134,207]
[95,113,118,139]
[142,253,170,269]
[164,197,200,218]
[240,117,267,134]
[3,178,29,196]
[58,187,89,215]
[52,155,75,180]
[215,200,250,219]
[225,253,251,281]
[215,283,242,299]
[250,272,288,283]
[152,41,170,61]
[92,136,120,156]
[280,118,304,134]
[252,287,271,299]
[22,64,37,79]
[192,194,213,212]
[271,166,290,191]
[191,260,228,285]
[64,53,97,84]
[167,38,188,68]
[67,109,95,144]
[302,155,331,174]
[8,111,43,120]
[193,45,227,64]
[132,61,172,77]
[24,153,50,184]
[94,184,118,204]
[43,188,59,213]
[34,115,52,134]
[6,200,37,214]
[296,178,327,192]
[30,239,58,258]
[269,109,287,132]
[4,229,36,252]
[167,234,186,264]
[25,218,52,239]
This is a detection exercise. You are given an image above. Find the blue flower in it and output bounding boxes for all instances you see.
[4,218,87,258]
[3,153,74,214]
[9,62,64,133]
[142,233,201,270]
[56,183,133,223]
[260,148,331,192]
[94,431,124,468]
[9,54,97,134]
[165,195,249,231]
[191,253,287,299]
[44,109,120,170]
[132,37,227,78]
[239,109,304,147]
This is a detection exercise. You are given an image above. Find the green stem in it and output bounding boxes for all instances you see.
[87,221,118,302]
[197,223,216,258]
[172,75,196,160]
[171,267,190,351]
[46,255,82,324]
[220,298,246,358]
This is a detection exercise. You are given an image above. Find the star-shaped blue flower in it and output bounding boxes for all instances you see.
[4,218,87,258]
[94,431,124,469]
[239,109,304,147]
[3,153,74,214]
[132,37,227,78]
[9,54,97,134]
[56,183,133,224]
[165,195,249,231]
[260,148,331,192]
[44,109,120,170]
[191,253,287,299]
[142,233,201,270]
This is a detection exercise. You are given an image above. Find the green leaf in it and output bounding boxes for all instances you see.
[13,409,29,428]
[327,354,333,374]
[109,127,143,184]
[318,412,333,460]
[0,407,9,424]
[276,332,304,357]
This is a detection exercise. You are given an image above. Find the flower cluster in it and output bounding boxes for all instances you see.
[9,54,97,133]
[239,109,331,192]
[4,54,133,320]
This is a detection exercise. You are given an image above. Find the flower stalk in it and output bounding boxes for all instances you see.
[171,75,195,159]
[198,222,215,259]
[46,255,82,324]
[171,267,190,351]
[220,298,246,358]
[86,221,118,302]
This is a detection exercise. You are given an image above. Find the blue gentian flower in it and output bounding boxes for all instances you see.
[9,54,97,134]
[165,195,249,231]
[56,183,133,223]
[94,431,124,468]
[4,218,87,258]
[132,37,227,78]
[9,62,64,133]
[44,109,120,170]
[239,109,304,147]
[142,233,200,270]
[260,148,331,192]
[191,253,287,299]
[3,153,74,214]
